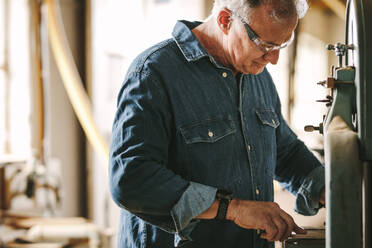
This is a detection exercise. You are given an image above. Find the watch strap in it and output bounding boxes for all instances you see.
[215,189,233,220]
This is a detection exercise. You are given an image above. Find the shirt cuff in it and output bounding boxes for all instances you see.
[294,166,325,216]
[170,181,217,245]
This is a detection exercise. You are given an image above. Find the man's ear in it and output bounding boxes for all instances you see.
[217,8,232,35]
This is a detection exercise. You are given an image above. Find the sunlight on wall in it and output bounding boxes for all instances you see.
[0,0,31,158]
[9,0,31,157]
[292,32,329,149]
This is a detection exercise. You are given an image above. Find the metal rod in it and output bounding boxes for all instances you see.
[84,0,94,220]
[43,0,109,163]
[0,0,11,212]
[29,0,45,164]
[3,0,10,155]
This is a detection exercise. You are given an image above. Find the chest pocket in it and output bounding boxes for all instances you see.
[178,116,240,187]
[255,109,280,129]
[180,117,236,144]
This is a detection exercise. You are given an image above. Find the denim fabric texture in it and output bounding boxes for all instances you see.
[109,20,325,248]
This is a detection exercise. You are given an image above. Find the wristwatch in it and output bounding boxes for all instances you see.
[215,189,233,220]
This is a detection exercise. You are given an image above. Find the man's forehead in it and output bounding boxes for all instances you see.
[247,4,291,25]
[244,4,274,24]
[246,5,298,44]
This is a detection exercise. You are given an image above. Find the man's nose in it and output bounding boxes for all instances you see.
[263,50,280,65]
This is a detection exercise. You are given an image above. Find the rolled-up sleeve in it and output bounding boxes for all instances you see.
[109,69,216,242]
[273,92,325,216]
[171,182,217,241]
[294,166,325,215]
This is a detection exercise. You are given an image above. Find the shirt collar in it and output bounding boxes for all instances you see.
[172,20,210,62]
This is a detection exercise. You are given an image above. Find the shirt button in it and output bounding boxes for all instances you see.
[222,72,228,78]
[256,189,260,195]
[208,131,214,137]
[247,145,251,151]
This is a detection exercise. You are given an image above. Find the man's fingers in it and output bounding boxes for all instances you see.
[278,209,306,237]
[260,219,278,241]
[279,211,295,241]
[293,223,307,234]
[232,200,306,242]
[271,216,287,241]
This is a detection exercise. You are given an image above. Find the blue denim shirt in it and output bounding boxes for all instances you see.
[109,20,325,248]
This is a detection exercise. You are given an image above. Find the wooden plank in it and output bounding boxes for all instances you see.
[5,242,65,248]
[8,217,88,229]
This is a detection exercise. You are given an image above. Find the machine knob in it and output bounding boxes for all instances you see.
[304,123,324,134]
[304,125,320,132]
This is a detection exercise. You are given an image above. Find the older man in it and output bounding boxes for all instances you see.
[109,0,325,247]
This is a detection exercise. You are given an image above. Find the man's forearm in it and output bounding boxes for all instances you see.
[196,198,306,242]
[196,200,219,219]
[198,185,325,223]
[196,198,240,220]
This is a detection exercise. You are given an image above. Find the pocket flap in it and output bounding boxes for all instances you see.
[180,117,236,144]
[256,109,280,128]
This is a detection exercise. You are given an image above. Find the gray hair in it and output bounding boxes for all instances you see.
[212,0,309,23]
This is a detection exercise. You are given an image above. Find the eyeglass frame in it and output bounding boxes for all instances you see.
[234,13,295,53]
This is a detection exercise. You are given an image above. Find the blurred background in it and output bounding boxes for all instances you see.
[0,0,346,247]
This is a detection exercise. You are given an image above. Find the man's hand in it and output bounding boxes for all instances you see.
[226,199,307,242]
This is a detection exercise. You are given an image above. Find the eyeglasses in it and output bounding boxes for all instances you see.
[236,14,294,53]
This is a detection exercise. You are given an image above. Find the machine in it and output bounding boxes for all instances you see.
[285,0,372,247]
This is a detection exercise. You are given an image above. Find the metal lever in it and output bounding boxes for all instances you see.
[317,77,335,88]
